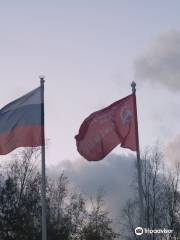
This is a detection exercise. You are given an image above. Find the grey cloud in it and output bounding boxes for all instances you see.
[47,153,136,219]
[134,30,180,90]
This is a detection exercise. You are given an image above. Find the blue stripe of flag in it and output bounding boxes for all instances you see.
[0,104,42,134]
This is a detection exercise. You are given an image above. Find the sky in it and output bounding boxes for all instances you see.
[1,1,180,165]
[1,1,180,220]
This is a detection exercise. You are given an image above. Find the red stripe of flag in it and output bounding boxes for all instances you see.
[0,125,42,155]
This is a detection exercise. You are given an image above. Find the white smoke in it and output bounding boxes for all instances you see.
[134,30,180,90]
[47,153,136,219]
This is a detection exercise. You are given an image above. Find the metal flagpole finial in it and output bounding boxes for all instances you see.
[131,81,136,94]
[39,75,45,85]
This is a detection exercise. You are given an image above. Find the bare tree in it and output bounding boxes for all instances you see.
[119,148,180,240]
[0,147,41,240]
[0,147,118,240]
[82,190,119,240]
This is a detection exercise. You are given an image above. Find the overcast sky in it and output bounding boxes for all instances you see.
[1,1,180,165]
[1,1,180,223]
[0,2,180,161]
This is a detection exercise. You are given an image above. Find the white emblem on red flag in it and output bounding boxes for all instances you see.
[120,105,133,125]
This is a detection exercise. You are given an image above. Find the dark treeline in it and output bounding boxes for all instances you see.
[1,147,180,240]
[0,148,118,240]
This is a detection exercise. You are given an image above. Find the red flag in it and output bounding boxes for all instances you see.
[75,94,138,161]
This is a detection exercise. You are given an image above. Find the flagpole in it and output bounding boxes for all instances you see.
[131,81,144,227]
[40,76,47,240]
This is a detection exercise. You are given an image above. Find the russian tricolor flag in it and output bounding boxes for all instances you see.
[0,86,43,155]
